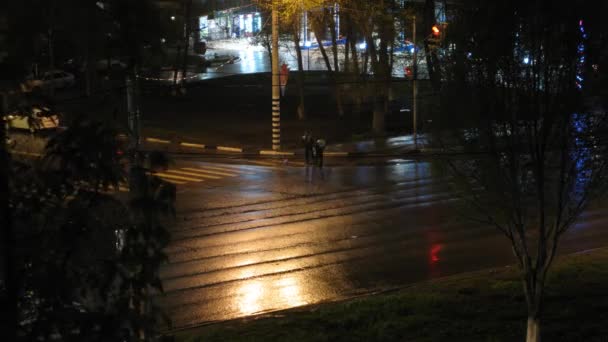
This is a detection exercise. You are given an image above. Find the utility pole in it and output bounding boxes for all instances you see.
[271,2,281,151]
[412,15,418,149]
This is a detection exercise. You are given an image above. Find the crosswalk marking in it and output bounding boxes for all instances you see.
[194,165,255,174]
[163,179,188,185]
[154,172,205,182]
[181,167,238,177]
[190,165,249,173]
[138,163,273,187]
[246,160,284,170]
[167,169,222,179]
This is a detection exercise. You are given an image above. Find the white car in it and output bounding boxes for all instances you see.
[25,70,75,90]
[4,105,61,132]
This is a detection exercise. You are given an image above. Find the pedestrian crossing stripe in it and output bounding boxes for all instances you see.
[111,177,188,192]
[162,179,187,185]
[180,167,238,177]
[153,172,205,182]
[166,169,221,179]
[192,165,255,175]
[195,164,240,172]
[246,160,284,170]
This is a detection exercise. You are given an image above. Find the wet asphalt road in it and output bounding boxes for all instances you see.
[158,158,608,330]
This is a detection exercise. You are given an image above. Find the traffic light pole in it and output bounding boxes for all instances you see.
[271,5,281,151]
[412,15,418,149]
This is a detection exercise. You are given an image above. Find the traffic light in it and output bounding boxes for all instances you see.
[427,24,442,50]
[432,25,440,37]
[405,66,413,78]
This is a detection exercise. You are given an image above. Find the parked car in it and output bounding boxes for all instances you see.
[25,70,75,90]
[4,105,61,132]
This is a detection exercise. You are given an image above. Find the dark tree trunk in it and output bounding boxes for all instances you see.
[327,7,340,72]
[311,12,344,117]
[424,0,441,90]
[349,33,362,118]
[343,26,350,73]
[523,269,545,342]
[180,0,193,93]
[0,98,17,342]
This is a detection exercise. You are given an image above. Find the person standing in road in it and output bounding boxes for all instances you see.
[302,131,314,165]
[314,138,326,168]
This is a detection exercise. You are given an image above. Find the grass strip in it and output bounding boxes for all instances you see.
[174,247,608,342]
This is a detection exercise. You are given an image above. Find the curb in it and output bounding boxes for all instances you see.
[142,136,461,158]
[259,150,295,156]
[145,137,171,144]
[216,146,243,153]
[179,142,206,149]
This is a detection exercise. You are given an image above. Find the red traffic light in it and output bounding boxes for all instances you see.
[432,25,440,36]
[405,66,412,77]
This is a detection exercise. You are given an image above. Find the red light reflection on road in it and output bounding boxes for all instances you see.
[430,244,442,263]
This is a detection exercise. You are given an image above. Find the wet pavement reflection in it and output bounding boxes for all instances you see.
[160,160,608,329]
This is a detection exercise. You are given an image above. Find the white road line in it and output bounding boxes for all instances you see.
[167,169,221,179]
[193,164,255,174]
[154,172,205,182]
[246,160,285,170]
[180,167,238,177]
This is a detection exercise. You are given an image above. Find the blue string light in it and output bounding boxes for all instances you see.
[576,19,586,90]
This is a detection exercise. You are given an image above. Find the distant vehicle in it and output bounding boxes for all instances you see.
[25,70,76,90]
[4,105,61,132]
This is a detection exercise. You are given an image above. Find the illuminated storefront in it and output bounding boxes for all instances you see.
[199,10,262,41]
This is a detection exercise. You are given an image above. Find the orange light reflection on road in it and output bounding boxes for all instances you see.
[278,276,307,307]
[238,281,264,315]
[236,274,308,315]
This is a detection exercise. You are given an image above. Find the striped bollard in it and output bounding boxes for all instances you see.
[271,6,281,151]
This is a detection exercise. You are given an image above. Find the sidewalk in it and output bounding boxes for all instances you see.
[140,131,450,158]
[43,66,444,159]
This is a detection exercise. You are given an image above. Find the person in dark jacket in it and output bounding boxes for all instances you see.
[314,138,326,168]
[302,131,314,165]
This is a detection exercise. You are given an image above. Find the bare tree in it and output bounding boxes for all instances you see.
[351,0,396,134]
[435,1,608,341]
[278,0,310,121]
[310,6,345,117]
